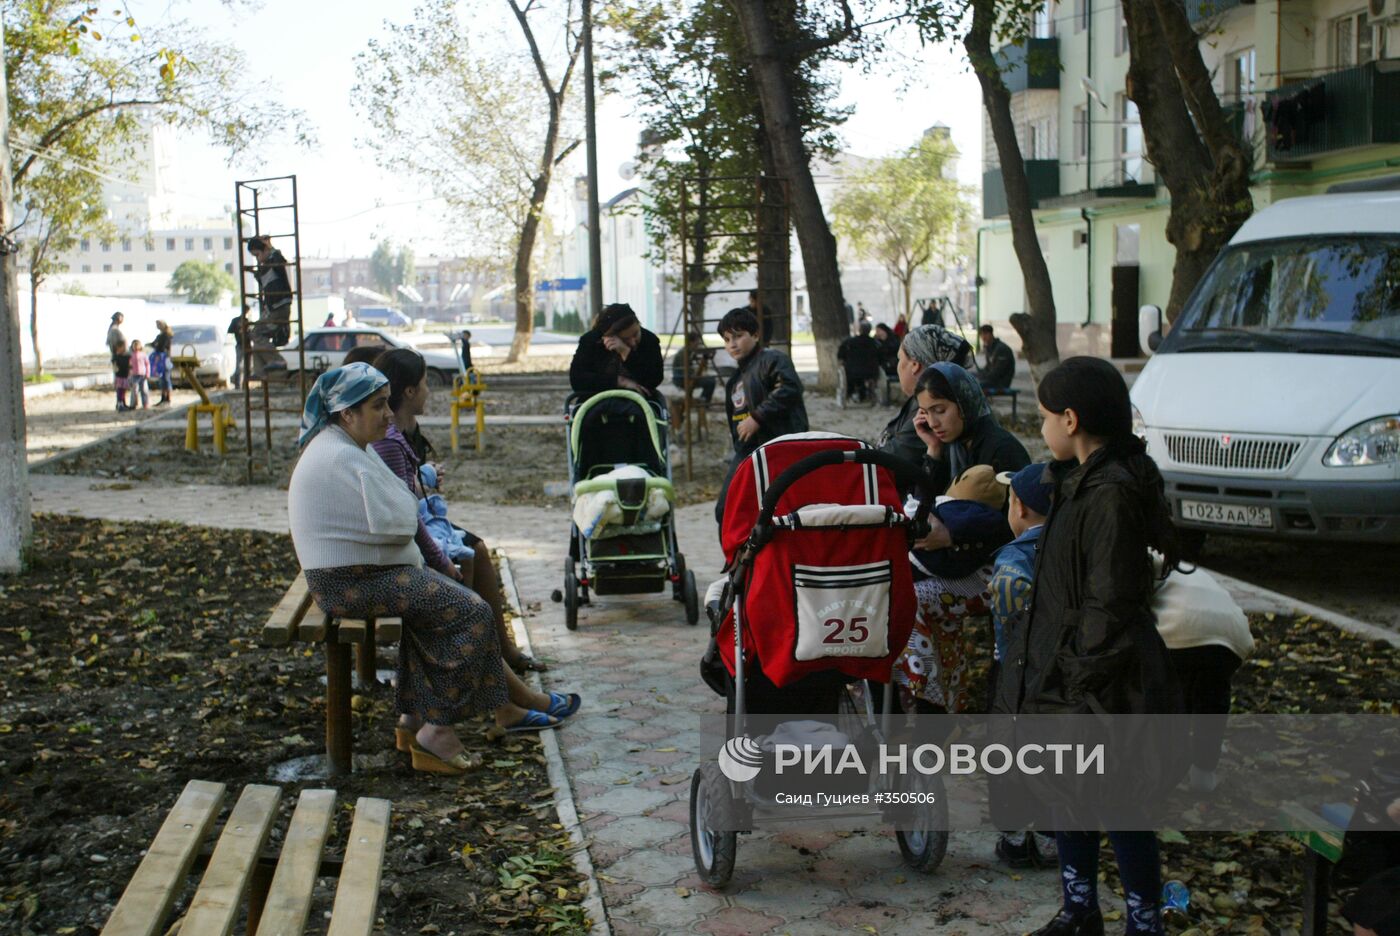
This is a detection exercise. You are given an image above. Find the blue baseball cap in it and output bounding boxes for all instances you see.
[997,463,1053,517]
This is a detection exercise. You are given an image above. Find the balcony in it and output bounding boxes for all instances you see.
[983,160,1061,218]
[997,38,1060,94]
[1185,0,1247,26]
[1264,61,1400,163]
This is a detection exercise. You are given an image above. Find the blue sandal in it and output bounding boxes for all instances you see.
[545,692,582,720]
[504,709,560,733]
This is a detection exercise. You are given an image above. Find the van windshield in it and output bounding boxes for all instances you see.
[1164,236,1400,356]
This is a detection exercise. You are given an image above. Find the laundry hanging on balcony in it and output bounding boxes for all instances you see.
[1263,80,1327,152]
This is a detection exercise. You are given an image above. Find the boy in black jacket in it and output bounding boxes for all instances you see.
[715,307,808,522]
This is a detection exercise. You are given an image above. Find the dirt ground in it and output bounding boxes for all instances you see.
[0,516,588,936]
[24,388,206,464]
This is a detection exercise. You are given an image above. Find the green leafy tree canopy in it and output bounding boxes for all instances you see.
[168,259,235,305]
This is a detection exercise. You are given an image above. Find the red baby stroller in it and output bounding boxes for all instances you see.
[689,433,949,887]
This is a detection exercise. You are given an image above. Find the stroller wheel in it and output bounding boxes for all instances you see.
[689,763,738,887]
[563,560,579,631]
[893,772,949,874]
[672,553,687,601]
[682,569,699,626]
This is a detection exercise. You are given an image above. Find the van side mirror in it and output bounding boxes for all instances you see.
[1138,304,1163,356]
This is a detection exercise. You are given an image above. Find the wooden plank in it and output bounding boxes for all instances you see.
[261,574,313,646]
[298,612,330,643]
[1279,803,1345,862]
[374,618,402,643]
[252,789,336,936]
[337,619,368,643]
[180,785,282,936]
[326,798,392,936]
[100,780,227,936]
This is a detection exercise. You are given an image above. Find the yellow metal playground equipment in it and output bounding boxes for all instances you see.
[449,367,487,452]
[171,344,238,454]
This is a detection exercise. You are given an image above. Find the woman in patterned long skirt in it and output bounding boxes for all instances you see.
[288,363,571,775]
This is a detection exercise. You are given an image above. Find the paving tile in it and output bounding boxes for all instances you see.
[579,785,673,816]
[589,815,691,849]
[693,906,786,936]
[603,847,696,886]
[613,882,725,931]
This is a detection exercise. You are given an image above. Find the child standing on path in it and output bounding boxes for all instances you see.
[128,339,151,410]
[715,307,808,522]
[1004,357,1185,936]
[111,340,132,411]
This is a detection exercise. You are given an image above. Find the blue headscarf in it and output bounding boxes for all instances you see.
[927,362,993,480]
[298,363,388,448]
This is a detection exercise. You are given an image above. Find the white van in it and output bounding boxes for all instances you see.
[1130,182,1400,544]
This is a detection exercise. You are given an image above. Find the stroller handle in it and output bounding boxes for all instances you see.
[752,448,934,544]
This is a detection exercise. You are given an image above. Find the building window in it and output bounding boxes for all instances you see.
[1333,12,1385,66]
[224,262,234,274]
[102,264,112,272]
[101,241,111,253]
[166,238,176,251]
[1117,93,1143,184]
[144,235,155,251]
[146,263,156,272]
[184,237,194,250]
[81,264,91,273]
[121,238,132,252]
[1116,15,1129,56]
[1115,223,1141,265]
[203,236,213,250]
[1074,0,1088,33]
[1032,3,1054,38]
[80,238,90,251]
[1028,117,1054,159]
[123,263,133,272]
[223,237,233,249]
[1073,105,1088,161]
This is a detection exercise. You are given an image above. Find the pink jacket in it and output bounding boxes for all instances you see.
[129,350,150,377]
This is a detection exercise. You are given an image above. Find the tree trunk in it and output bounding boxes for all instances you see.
[0,24,31,574]
[687,171,711,333]
[755,137,788,346]
[28,274,40,377]
[966,0,1059,380]
[730,0,845,388]
[1123,0,1253,321]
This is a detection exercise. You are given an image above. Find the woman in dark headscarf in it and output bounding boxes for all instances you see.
[911,362,1030,496]
[568,302,664,399]
[877,323,976,470]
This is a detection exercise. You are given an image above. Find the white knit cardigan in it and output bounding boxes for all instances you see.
[287,425,422,570]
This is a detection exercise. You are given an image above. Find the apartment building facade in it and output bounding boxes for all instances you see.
[977,0,1400,357]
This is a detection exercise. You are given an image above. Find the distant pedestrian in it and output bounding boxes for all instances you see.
[324,312,336,327]
[111,339,132,411]
[856,301,869,326]
[128,339,151,410]
[151,320,173,406]
[106,312,126,356]
[459,329,474,372]
[844,300,856,335]
[893,313,909,339]
[228,307,249,389]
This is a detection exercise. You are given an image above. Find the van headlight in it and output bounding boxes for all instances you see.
[1131,404,1147,441]
[1323,416,1400,467]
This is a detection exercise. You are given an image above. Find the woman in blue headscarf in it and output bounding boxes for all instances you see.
[288,365,564,776]
[894,361,1031,715]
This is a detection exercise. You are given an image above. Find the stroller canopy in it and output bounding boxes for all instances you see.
[569,389,667,479]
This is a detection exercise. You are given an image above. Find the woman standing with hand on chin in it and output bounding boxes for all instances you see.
[569,303,664,399]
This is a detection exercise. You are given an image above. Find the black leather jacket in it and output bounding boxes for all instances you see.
[724,347,808,459]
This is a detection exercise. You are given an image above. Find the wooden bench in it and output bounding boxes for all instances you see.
[102,780,390,936]
[261,572,404,775]
[984,385,1021,420]
[1280,801,1351,936]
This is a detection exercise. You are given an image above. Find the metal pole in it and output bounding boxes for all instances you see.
[583,0,604,319]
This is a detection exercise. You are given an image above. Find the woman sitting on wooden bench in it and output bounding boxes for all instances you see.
[288,363,577,776]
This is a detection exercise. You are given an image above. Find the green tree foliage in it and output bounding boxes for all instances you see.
[168,259,235,305]
[354,0,581,362]
[832,131,968,322]
[370,239,415,301]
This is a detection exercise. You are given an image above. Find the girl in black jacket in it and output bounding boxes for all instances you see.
[569,303,663,399]
[1014,357,1184,936]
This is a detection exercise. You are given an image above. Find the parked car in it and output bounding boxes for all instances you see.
[1131,180,1400,545]
[278,327,463,385]
[355,306,411,327]
[168,323,235,387]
